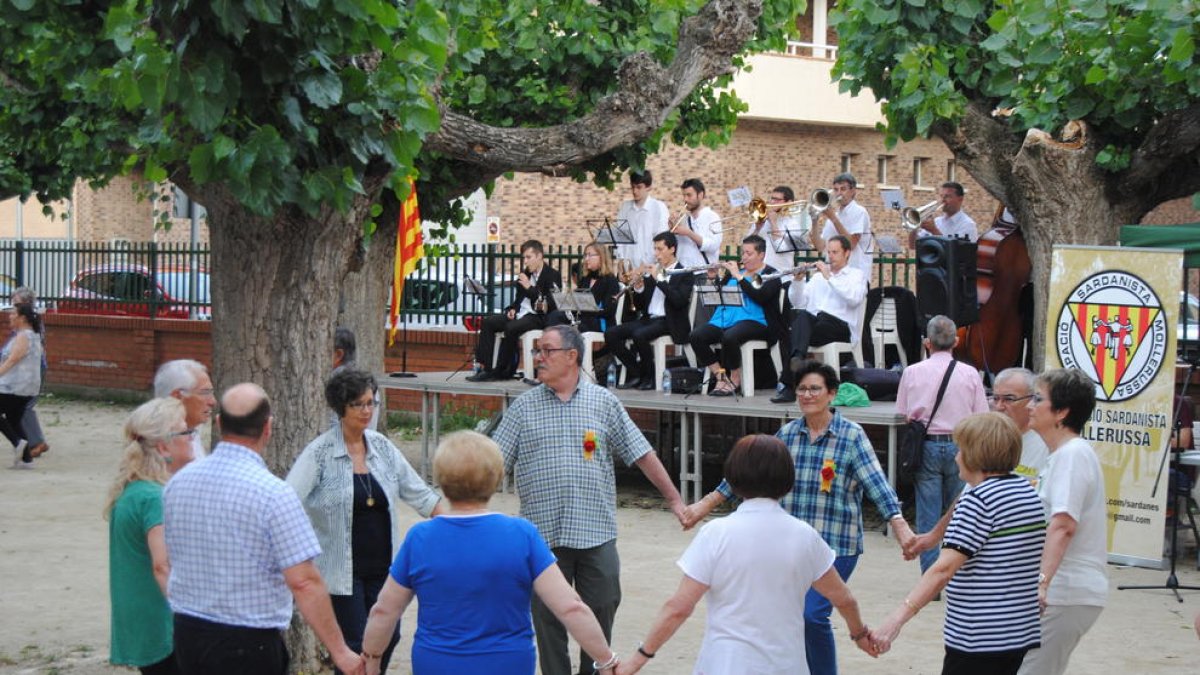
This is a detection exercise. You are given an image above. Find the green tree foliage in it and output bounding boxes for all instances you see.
[832,0,1199,172]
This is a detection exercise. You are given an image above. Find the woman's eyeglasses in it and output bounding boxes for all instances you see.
[796,386,826,396]
[169,429,198,439]
[347,400,378,410]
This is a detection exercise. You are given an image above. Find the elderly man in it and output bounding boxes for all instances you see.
[493,324,686,675]
[895,315,989,573]
[153,359,216,459]
[164,384,364,675]
[902,366,1049,560]
[773,235,866,404]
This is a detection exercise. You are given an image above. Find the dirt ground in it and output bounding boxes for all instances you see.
[2,398,1199,674]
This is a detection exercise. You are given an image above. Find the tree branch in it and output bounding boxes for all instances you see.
[422,0,762,173]
[1119,102,1200,203]
[931,101,1022,205]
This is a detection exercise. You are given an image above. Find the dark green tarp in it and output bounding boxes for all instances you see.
[1119,224,1200,266]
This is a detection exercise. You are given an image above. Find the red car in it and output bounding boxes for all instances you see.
[56,264,211,319]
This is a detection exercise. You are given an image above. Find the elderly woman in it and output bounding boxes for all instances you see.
[546,241,620,334]
[362,431,617,674]
[287,368,443,675]
[106,397,196,674]
[1016,368,1106,675]
[684,360,914,675]
[871,413,1046,675]
[618,434,874,674]
[0,303,43,468]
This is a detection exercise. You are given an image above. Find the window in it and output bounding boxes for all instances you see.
[947,159,958,182]
[912,157,929,187]
[841,153,857,174]
[877,155,895,185]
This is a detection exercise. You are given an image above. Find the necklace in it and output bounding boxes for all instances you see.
[356,472,375,507]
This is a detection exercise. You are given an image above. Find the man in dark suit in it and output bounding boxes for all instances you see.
[604,231,695,390]
[688,235,784,396]
[467,239,562,382]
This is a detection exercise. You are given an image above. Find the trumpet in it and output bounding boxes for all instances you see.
[901,200,942,230]
[808,188,842,218]
[758,263,821,283]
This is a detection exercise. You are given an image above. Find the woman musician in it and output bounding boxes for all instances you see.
[545,242,620,334]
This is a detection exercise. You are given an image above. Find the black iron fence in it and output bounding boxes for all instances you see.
[0,239,917,323]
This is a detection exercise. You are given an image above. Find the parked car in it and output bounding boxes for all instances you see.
[56,264,211,319]
[1181,291,1199,346]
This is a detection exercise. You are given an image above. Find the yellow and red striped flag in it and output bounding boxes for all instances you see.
[388,179,424,346]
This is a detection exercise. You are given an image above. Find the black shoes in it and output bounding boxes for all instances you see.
[465,370,494,382]
[770,390,796,404]
[637,379,656,391]
[617,377,643,390]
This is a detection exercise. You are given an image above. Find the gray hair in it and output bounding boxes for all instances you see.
[153,359,207,397]
[994,367,1036,394]
[12,286,36,306]
[334,326,357,365]
[543,324,584,366]
[832,172,857,188]
[925,315,957,351]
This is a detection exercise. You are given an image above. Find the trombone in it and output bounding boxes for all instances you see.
[708,197,811,235]
[901,200,942,230]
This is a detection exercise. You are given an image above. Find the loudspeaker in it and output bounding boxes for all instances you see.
[916,236,979,326]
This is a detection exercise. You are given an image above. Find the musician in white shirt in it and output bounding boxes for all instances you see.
[748,185,804,272]
[908,181,979,248]
[772,235,866,404]
[613,170,669,269]
[674,178,721,269]
[811,173,872,285]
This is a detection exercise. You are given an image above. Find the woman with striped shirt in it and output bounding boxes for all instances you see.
[871,412,1046,675]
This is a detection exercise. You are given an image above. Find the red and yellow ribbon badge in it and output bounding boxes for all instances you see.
[583,430,598,461]
[820,459,836,493]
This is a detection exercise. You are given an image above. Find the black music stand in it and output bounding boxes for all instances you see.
[446,277,491,381]
[773,219,813,256]
[590,218,634,247]
[553,290,601,326]
[696,282,745,400]
[1117,355,1200,601]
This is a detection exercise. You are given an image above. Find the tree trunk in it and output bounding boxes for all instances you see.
[202,186,381,673]
[337,218,397,422]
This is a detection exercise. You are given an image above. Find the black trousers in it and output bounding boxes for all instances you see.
[475,312,546,376]
[781,310,850,386]
[941,646,1028,675]
[604,316,669,381]
[0,393,32,459]
[173,614,288,675]
[330,573,399,675]
[139,653,181,675]
[689,320,774,372]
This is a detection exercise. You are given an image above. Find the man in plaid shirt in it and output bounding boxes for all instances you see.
[493,325,686,675]
[685,360,916,675]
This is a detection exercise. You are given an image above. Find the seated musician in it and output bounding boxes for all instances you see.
[604,232,694,390]
[688,235,784,397]
[545,241,620,333]
[771,235,866,404]
[467,239,562,382]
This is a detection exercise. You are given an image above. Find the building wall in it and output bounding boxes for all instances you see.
[71,176,208,244]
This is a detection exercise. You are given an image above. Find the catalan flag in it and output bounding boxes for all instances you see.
[388,179,424,346]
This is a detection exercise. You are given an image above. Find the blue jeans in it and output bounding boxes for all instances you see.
[805,554,858,675]
[916,439,965,572]
[330,574,399,675]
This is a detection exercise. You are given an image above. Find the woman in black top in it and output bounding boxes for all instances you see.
[546,242,620,334]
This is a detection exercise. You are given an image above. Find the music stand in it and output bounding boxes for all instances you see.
[553,290,601,316]
[874,235,904,255]
[447,277,492,381]
[696,283,745,399]
[1117,354,1200,601]
[590,218,634,246]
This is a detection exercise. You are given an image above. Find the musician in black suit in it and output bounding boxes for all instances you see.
[688,235,784,396]
[604,232,695,390]
[467,239,562,382]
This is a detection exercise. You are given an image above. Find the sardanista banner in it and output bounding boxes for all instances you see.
[1044,245,1183,567]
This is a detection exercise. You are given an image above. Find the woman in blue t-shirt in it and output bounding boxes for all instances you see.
[360,430,619,675]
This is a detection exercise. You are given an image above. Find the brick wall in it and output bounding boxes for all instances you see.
[71,175,211,244]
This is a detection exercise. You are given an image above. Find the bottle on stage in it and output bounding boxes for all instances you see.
[607,362,618,389]
[662,369,672,396]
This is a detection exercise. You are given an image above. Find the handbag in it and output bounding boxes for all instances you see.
[898,361,957,479]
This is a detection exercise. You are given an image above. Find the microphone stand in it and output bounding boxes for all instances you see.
[1117,354,1200,601]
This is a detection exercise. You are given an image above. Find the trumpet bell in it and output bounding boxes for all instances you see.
[901,200,942,230]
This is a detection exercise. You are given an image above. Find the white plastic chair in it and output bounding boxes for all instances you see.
[812,299,867,368]
[648,290,699,390]
[736,291,787,396]
[869,296,907,368]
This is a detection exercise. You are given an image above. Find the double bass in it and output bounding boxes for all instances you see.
[954,206,1033,381]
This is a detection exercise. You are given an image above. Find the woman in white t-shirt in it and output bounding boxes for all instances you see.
[616,434,876,675]
[1017,368,1107,675]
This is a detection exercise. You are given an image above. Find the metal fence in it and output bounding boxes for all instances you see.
[0,240,917,323]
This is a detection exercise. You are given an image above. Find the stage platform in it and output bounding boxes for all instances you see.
[377,371,906,503]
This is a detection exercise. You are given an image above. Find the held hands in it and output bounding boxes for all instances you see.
[901,532,936,561]
[868,616,903,655]
[333,649,365,675]
[679,503,706,530]
[669,500,689,529]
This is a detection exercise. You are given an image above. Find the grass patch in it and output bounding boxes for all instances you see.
[386,404,490,440]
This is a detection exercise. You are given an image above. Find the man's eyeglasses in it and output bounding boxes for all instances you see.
[170,429,198,439]
[347,399,378,411]
[796,386,826,396]
[184,387,215,397]
[531,347,571,358]
[988,394,1034,405]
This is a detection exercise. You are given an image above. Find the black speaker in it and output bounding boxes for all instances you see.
[916,236,979,326]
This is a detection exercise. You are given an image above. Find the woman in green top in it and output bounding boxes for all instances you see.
[105,397,197,674]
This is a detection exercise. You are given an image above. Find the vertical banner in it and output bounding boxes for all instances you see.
[1045,245,1182,567]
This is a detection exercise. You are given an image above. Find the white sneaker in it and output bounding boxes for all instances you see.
[10,460,33,470]
[11,439,27,467]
